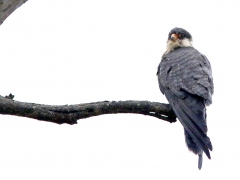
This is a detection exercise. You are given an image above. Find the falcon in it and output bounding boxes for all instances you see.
[157,27,214,169]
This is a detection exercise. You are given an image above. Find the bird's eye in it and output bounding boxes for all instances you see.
[178,34,184,39]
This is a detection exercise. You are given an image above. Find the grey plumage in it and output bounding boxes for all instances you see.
[157,44,213,169]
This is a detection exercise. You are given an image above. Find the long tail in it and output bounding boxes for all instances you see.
[165,90,212,169]
[184,128,203,169]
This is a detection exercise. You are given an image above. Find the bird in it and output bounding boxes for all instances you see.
[157,27,214,169]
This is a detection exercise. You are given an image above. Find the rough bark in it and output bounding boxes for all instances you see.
[0,95,176,125]
[0,0,28,25]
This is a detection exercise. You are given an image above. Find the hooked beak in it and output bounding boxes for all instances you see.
[170,34,178,41]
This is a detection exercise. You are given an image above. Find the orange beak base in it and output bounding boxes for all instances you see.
[170,34,178,41]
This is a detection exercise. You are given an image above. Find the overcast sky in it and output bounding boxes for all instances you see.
[0,0,239,179]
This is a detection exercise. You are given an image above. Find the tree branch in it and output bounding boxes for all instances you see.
[0,0,178,125]
[0,0,28,25]
[0,95,176,125]
[0,1,177,125]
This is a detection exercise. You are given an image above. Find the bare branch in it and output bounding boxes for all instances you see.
[0,0,28,25]
[0,95,176,125]
[0,1,177,125]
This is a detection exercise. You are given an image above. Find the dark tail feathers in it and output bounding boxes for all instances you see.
[198,151,203,170]
[184,129,205,170]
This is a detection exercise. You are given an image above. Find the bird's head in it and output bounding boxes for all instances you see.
[166,27,192,53]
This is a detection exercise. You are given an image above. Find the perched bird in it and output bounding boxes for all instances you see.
[157,28,214,169]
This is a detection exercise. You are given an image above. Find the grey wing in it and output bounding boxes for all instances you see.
[158,48,213,104]
[157,47,213,159]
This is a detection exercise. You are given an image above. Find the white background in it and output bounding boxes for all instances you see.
[0,0,239,179]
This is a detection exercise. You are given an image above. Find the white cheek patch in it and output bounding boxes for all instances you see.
[165,38,192,54]
[165,40,180,53]
[179,38,192,47]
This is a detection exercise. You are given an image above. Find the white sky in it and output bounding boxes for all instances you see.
[0,0,239,179]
